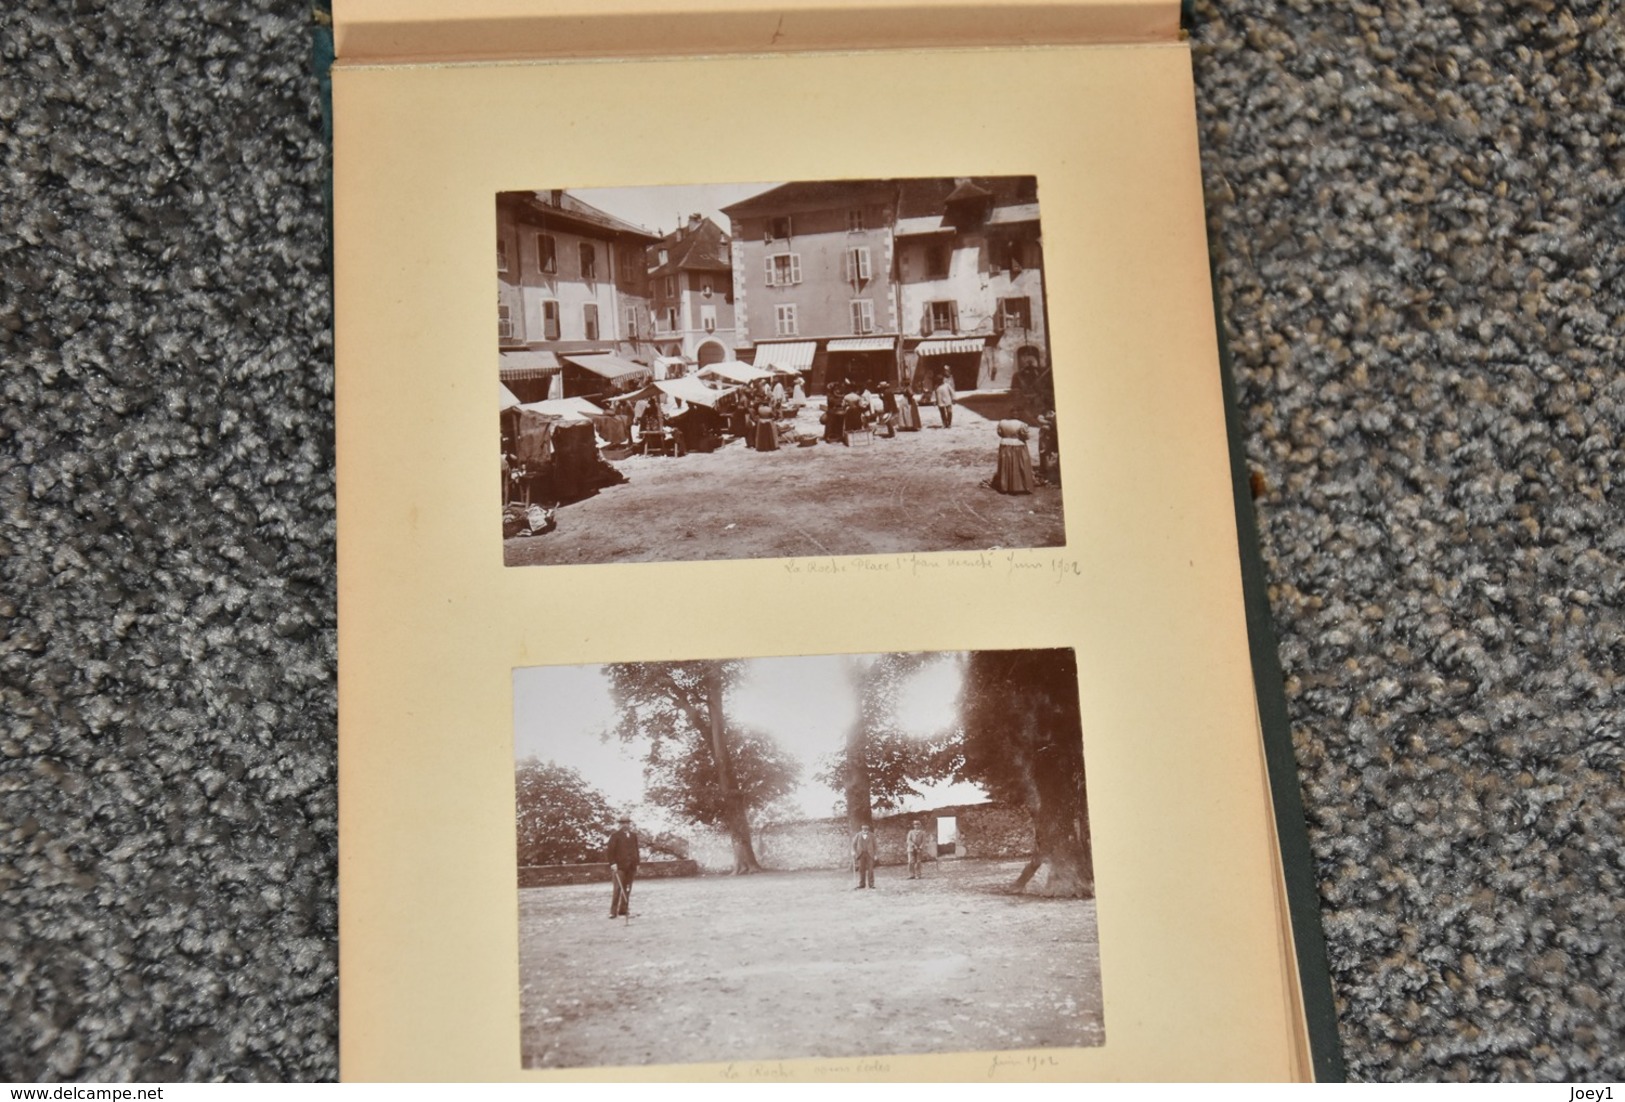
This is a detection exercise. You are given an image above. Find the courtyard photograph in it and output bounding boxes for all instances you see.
[511,649,1101,1070]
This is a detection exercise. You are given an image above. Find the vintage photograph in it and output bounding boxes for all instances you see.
[497,178,1063,566]
[511,648,1101,1069]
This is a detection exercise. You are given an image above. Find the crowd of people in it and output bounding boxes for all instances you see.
[619,363,1060,497]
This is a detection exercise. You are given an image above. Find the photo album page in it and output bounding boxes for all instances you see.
[334,28,1313,1082]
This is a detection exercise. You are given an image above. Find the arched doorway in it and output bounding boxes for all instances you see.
[696,340,727,367]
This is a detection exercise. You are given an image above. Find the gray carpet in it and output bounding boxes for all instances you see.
[0,0,1619,1083]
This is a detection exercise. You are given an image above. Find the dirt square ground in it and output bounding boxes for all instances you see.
[517,858,1103,1070]
[504,393,1064,567]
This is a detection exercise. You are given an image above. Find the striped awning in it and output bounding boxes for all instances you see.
[916,338,986,356]
[750,341,816,373]
[559,352,651,382]
[826,336,895,353]
[498,349,562,381]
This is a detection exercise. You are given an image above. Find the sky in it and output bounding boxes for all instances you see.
[511,653,986,823]
[569,182,782,238]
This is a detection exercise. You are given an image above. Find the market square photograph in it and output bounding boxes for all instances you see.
[496,177,1063,566]
[510,648,1102,1069]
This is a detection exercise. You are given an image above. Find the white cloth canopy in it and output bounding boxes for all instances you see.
[698,361,774,386]
[517,396,604,421]
[500,383,521,411]
[609,377,739,410]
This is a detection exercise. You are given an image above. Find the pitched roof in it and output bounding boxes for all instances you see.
[498,190,661,242]
[718,179,896,218]
[648,217,731,276]
[896,176,1039,219]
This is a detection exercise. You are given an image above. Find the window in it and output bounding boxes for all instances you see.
[998,296,1031,331]
[848,209,865,233]
[537,233,557,274]
[850,299,874,335]
[579,242,597,280]
[657,247,669,266]
[990,237,1028,273]
[542,300,560,341]
[583,304,599,341]
[497,299,513,339]
[624,308,640,339]
[926,300,958,335]
[844,246,872,284]
[664,307,677,332]
[765,215,793,243]
[701,279,713,298]
[775,304,798,337]
[664,275,676,298]
[497,237,509,273]
[701,304,717,333]
[765,253,801,287]
[927,245,950,279]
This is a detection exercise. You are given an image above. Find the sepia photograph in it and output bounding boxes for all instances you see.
[511,648,1101,1070]
[497,177,1063,566]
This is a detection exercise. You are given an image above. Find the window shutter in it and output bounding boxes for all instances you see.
[858,247,871,281]
[790,254,802,284]
[764,256,775,287]
[950,302,959,332]
[843,249,852,283]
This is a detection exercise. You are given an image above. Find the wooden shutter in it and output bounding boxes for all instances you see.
[789,254,802,284]
[764,256,775,287]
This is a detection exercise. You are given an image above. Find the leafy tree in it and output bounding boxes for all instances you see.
[820,652,961,829]
[513,758,619,867]
[958,648,1094,897]
[604,660,798,874]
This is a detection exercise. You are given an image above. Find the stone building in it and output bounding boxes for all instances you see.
[496,190,661,401]
[645,214,738,368]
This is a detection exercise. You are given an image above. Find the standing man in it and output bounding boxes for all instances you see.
[606,814,639,919]
[905,820,932,879]
[852,823,878,890]
[933,371,955,428]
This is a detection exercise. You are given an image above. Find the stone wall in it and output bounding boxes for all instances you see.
[688,802,1033,873]
[518,858,699,888]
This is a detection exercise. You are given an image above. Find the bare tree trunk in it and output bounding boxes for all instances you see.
[842,658,875,833]
[705,662,762,874]
[1012,799,1094,898]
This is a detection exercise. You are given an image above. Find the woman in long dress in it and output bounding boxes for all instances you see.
[753,399,779,451]
[823,388,846,444]
[896,382,921,431]
[991,418,1037,494]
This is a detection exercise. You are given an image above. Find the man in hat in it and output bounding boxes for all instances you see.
[851,823,878,890]
[606,815,640,919]
[905,819,933,879]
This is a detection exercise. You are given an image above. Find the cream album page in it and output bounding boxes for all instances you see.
[335,42,1303,1081]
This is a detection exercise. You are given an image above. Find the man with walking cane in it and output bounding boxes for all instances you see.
[607,815,639,920]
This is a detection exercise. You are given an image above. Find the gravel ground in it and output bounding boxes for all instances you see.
[518,859,1103,1070]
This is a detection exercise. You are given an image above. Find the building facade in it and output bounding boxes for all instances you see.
[645,214,738,368]
[496,190,661,401]
[723,177,1049,398]
[895,177,1049,394]
[722,180,902,394]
